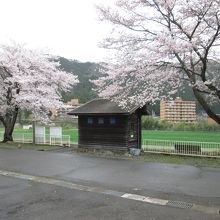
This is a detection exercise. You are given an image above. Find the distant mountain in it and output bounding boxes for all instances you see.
[58,57,104,103]
[58,57,220,114]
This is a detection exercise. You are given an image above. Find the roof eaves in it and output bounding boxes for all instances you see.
[128,105,140,114]
[71,112,130,115]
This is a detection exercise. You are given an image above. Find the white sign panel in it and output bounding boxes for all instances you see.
[50,127,62,145]
[35,127,46,144]
[50,127,62,137]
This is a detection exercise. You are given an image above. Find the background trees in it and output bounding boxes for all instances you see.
[0,43,78,142]
[94,0,220,125]
[58,57,103,103]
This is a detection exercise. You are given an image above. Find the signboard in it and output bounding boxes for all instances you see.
[35,127,45,144]
[50,127,62,137]
[50,127,62,145]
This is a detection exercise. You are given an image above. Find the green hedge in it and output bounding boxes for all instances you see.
[141,116,220,131]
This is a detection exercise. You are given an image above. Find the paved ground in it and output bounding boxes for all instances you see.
[0,148,220,220]
[1,175,219,220]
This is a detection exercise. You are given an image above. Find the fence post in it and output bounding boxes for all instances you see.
[32,121,35,144]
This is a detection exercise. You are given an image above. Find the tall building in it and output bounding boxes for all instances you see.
[160,98,196,123]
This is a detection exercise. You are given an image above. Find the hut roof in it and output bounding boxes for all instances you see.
[68,99,140,115]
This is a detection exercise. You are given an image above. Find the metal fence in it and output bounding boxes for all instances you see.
[35,134,71,147]
[13,133,33,143]
[1,131,220,158]
[0,132,71,147]
[142,139,220,157]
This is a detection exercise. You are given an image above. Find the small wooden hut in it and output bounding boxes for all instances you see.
[68,99,148,151]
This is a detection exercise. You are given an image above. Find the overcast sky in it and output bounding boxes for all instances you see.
[0,0,112,62]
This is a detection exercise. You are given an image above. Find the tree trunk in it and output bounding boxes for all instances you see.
[193,88,220,125]
[3,123,15,142]
[1,108,19,143]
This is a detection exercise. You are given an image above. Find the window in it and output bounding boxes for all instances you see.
[110,117,116,125]
[98,117,104,124]
[87,117,93,124]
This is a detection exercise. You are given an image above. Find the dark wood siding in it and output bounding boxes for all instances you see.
[78,115,129,151]
[69,99,148,152]
[126,113,140,149]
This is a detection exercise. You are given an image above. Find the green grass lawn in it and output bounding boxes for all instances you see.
[63,129,220,143]
[0,128,78,143]
[142,130,220,142]
[0,128,219,143]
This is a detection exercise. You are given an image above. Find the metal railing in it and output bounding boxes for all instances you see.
[13,133,33,143]
[142,139,220,157]
[0,132,70,147]
[1,131,220,158]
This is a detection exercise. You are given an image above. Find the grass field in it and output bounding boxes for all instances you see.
[142,130,220,143]
[64,129,220,143]
[0,128,219,143]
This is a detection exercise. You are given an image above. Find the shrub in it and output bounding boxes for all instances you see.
[142,116,220,131]
[142,116,172,130]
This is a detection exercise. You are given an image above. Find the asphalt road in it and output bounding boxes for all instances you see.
[0,175,219,220]
[0,148,220,219]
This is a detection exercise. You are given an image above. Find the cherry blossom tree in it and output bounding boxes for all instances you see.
[0,43,78,142]
[94,0,220,124]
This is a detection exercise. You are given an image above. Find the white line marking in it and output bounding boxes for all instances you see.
[144,197,168,206]
[121,193,168,205]
[122,193,147,202]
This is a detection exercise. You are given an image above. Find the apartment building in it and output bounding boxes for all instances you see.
[160,98,196,123]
